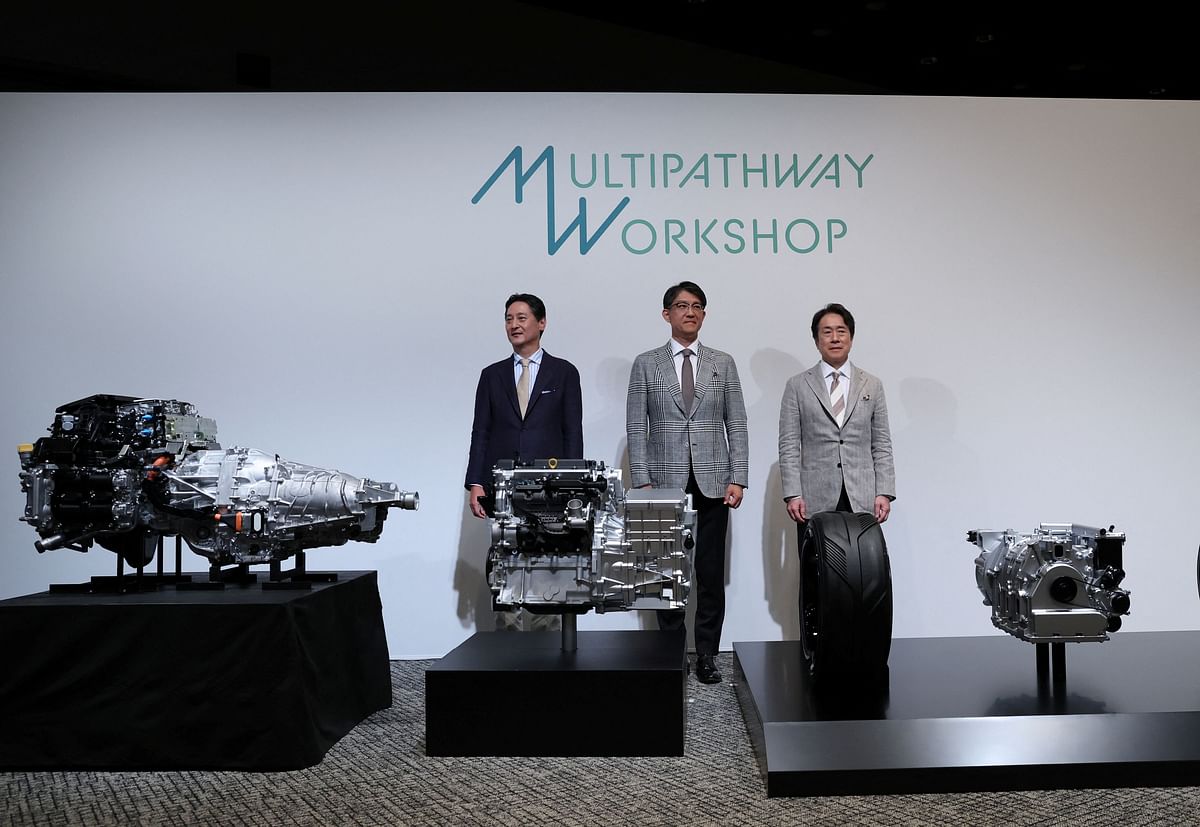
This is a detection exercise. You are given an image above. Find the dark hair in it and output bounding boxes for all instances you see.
[662,281,707,310]
[810,303,855,340]
[505,293,546,322]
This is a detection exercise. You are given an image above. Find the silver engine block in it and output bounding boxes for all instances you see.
[967,523,1130,643]
[18,395,417,567]
[487,459,696,614]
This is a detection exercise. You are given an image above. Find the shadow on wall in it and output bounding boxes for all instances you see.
[453,495,495,633]
[888,375,984,634]
[751,347,806,640]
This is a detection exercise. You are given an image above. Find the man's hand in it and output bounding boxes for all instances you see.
[468,485,487,519]
[785,496,808,523]
[874,495,891,523]
[724,483,744,508]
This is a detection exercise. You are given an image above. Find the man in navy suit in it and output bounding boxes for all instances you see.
[465,293,584,630]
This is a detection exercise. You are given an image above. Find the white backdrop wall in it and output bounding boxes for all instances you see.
[1,92,1197,658]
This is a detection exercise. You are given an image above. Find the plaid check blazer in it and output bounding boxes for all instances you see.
[626,342,749,499]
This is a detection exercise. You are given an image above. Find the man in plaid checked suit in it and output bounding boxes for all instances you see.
[626,281,749,685]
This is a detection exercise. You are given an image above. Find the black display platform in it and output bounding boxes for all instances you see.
[734,632,1200,796]
[0,570,391,770]
[426,629,686,756]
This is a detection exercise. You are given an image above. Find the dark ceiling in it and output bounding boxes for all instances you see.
[1,2,1194,100]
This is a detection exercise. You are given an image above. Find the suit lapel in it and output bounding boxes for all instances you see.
[692,344,715,413]
[501,356,521,417]
[655,344,686,415]
[804,364,837,423]
[524,352,554,416]
[843,363,864,423]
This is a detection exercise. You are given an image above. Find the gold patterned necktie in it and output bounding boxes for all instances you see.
[830,370,845,427]
[681,348,695,413]
[517,357,530,418]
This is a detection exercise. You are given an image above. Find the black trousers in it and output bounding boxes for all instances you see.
[657,472,729,656]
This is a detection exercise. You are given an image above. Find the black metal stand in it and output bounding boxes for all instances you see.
[176,560,256,590]
[48,536,193,594]
[1035,641,1067,689]
[560,613,577,652]
[264,550,339,591]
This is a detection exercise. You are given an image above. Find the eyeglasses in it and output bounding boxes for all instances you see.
[671,302,705,312]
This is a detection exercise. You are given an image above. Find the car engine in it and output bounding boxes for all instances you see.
[967,523,1130,642]
[18,395,417,567]
[487,459,695,614]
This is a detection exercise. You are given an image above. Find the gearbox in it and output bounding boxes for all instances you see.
[18,395,417,567]
[487,459,695,614]
[967,523,1130,643]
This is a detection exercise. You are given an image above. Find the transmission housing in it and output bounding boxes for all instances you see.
[18,395,417,567]
[967,523,1130,642]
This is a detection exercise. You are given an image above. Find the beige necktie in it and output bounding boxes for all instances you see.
[681,348,695,413]
[517,357,530,418]
[830,370,845,427]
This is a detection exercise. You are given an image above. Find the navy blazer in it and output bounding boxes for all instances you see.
[464,351,584,490]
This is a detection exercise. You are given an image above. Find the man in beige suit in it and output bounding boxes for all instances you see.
[778,303,895,523]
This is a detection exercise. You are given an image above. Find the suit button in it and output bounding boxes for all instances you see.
[839,440,844,444]
[837,463,842,468]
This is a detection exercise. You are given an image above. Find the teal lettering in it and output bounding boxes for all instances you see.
[665,219,687,254]
[844,153,873,187]
[695,219,719,254]
[827,219,847,252]
[785,219,819,254]
[603,154,622,188]
[714,153,736,187]
[776,154,824,188]
[621,153,644,188]
[743,153,768,188]
[723,219,745,254]
[622,220,656,254]
[813,155,840,188]
[569,153,597,188]
[681,155,710,188]
[751,218,779,253]
[662,154,684,188]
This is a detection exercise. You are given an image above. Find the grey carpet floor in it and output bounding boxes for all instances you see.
[4,655,1198,826]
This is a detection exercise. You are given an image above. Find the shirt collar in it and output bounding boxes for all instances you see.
[670,339,701,357]
[513,348,544,366]
[821,360,851,379]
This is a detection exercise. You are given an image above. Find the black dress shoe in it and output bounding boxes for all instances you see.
[695,654,722,684]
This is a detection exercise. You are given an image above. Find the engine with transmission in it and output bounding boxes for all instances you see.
[18,395,418,568]
[967,523,1130,643]
[487,459,695,614]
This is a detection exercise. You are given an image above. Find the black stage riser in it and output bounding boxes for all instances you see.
[735,633,1200,797]
[426,629,686,757]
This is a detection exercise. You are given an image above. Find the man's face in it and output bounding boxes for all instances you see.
[506,302,545,350]
[815,312,853,367]
[662,290,706,342]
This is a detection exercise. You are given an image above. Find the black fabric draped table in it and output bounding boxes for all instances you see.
[0,570,391,770]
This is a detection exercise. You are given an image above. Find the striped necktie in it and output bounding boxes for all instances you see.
[829,370,846,427]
